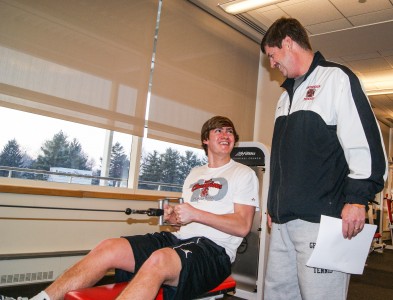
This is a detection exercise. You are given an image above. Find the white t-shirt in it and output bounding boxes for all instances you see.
[173,159,259,262]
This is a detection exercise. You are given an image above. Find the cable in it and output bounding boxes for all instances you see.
[0,204,163,216]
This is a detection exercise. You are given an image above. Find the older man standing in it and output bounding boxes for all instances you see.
[260,17,387,300]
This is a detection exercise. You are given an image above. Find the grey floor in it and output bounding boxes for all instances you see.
[224,247,393,300]
[347,247,393,300]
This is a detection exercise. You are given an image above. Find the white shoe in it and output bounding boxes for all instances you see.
[0,295,28,300]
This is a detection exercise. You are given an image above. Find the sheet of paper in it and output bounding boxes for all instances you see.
[306,215,376,274]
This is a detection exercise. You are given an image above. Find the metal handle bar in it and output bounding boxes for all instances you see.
[159,197,184,226]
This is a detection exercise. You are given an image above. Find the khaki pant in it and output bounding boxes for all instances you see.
[264,219,350,300]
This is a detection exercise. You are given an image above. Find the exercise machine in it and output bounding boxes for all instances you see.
[367,197,385,254]
[229,142,270,300]
[65,276,236,300]
[384,194,393,250]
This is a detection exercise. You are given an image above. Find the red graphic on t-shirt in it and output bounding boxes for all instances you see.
[192,179,222,197]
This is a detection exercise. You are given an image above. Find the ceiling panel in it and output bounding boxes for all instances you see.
[330,0,392,16]
[250,7,289,26]
[305,18,352,34]
[279,0,343,26]
[341,52,382,62]
[349,8,393,26]
[386,55,393,66]
[348,58,391,73]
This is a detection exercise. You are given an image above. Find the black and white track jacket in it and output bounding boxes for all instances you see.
[268,51,387,224]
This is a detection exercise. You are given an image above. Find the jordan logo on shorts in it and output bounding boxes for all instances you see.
[181,249,192,258]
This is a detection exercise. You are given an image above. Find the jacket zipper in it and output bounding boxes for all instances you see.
[276,89,294,224]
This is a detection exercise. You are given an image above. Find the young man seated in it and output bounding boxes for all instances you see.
[1,116,259,300]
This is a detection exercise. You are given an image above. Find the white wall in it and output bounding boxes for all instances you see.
[253,53,284,147]
[0,194,159,254]
[0,192,166,287]
[379,120,391,161]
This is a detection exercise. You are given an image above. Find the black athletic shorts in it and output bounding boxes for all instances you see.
[115,231,231,300]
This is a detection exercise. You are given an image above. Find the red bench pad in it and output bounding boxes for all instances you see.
[64,276,235,300]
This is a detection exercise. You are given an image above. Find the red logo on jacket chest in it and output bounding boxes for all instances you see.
[304,85,320,100]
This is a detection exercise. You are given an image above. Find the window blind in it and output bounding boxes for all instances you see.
[0,0,159,137]
[147,0,260,147]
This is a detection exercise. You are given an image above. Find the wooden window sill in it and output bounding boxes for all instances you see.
[0,184,177,202]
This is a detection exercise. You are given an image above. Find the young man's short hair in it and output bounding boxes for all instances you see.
[200,116,239,155]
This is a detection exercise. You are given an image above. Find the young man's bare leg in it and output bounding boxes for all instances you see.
[117,248,181,300]
[44,238,135,300]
